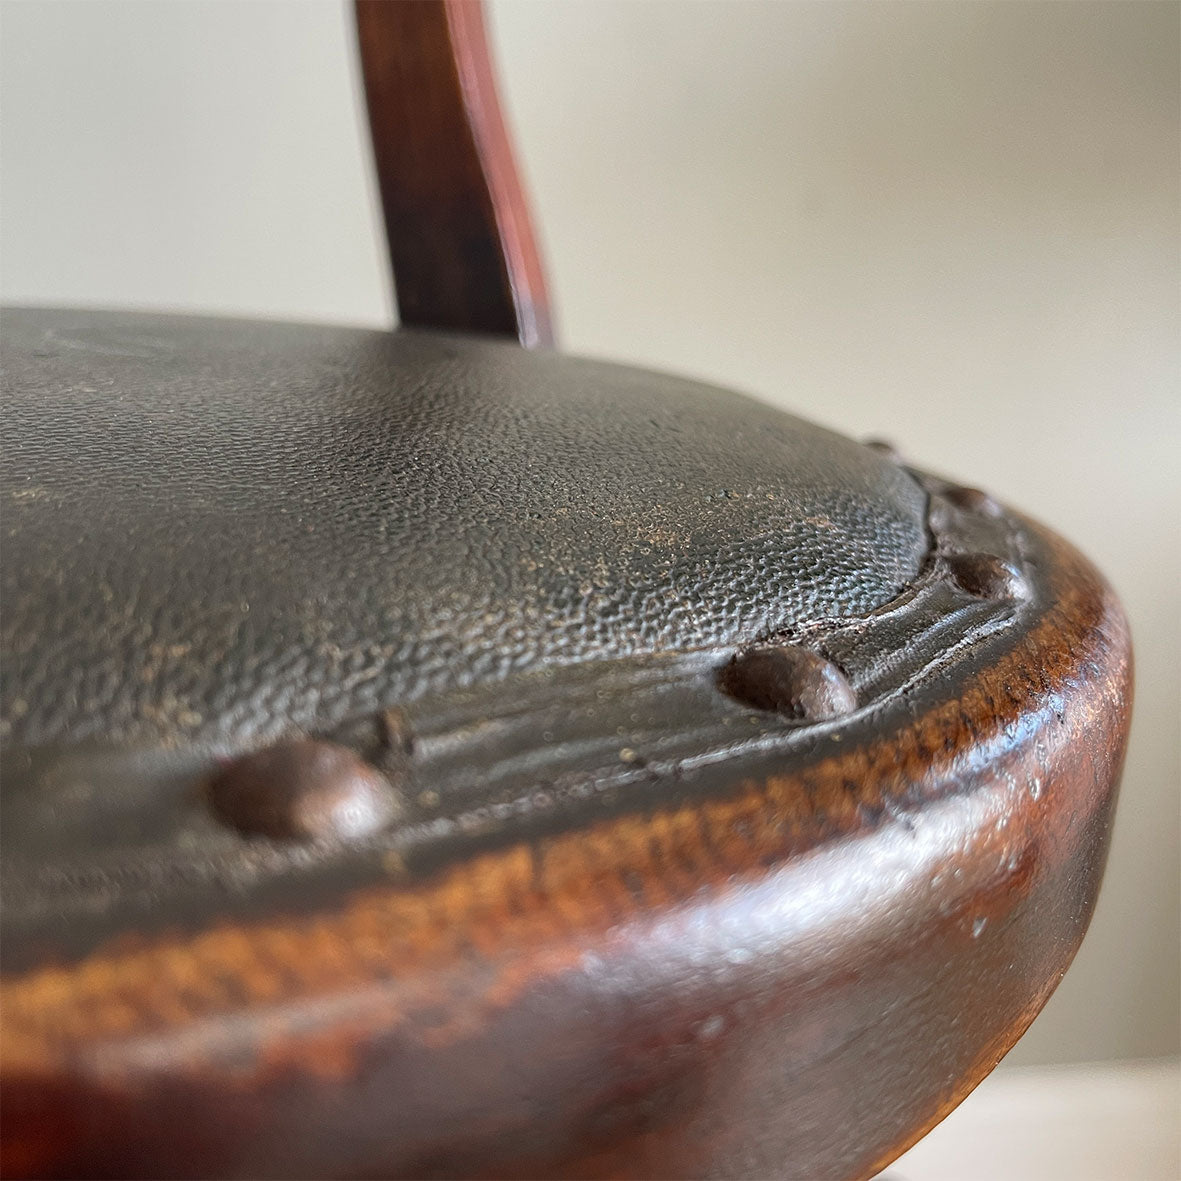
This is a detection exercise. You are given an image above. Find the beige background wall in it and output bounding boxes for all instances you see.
[2,0,1176,1067]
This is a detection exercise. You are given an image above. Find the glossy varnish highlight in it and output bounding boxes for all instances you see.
[2,519,1131,1179]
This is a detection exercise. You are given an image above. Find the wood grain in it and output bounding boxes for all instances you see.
[1,513,1132,1180]
[354,0,552,347]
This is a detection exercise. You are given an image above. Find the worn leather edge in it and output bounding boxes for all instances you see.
[0,509,1132,1180]
[0,462,1010,963]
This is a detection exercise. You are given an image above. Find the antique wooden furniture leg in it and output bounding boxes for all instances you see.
[0,3,1131,1178]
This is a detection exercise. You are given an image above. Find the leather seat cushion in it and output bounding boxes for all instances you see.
[1,308,928,753]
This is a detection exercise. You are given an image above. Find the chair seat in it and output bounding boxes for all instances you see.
[1,307,928,752]
[0,307,1131,1180]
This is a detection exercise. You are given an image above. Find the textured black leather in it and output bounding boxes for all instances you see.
[1,308,928,755]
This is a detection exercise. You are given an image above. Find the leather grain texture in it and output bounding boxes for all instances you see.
[0,307,1133,1181]
[1,308,928,755]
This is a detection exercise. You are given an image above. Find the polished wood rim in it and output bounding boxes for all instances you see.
[1,508,1131,1179]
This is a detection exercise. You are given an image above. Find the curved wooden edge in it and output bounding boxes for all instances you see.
[355,0,553,348]
[0,518,1132,1179]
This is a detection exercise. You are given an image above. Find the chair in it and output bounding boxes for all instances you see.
[0,3,1132,1177]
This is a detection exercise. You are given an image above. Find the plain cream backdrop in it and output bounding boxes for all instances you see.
[1,0,1177,1068]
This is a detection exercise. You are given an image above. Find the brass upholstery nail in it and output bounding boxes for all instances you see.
[946,553,1029,602]
[864,438,903,463]
[209,738,404,841]
[944,485,1003,517]
[719,646,857,721]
